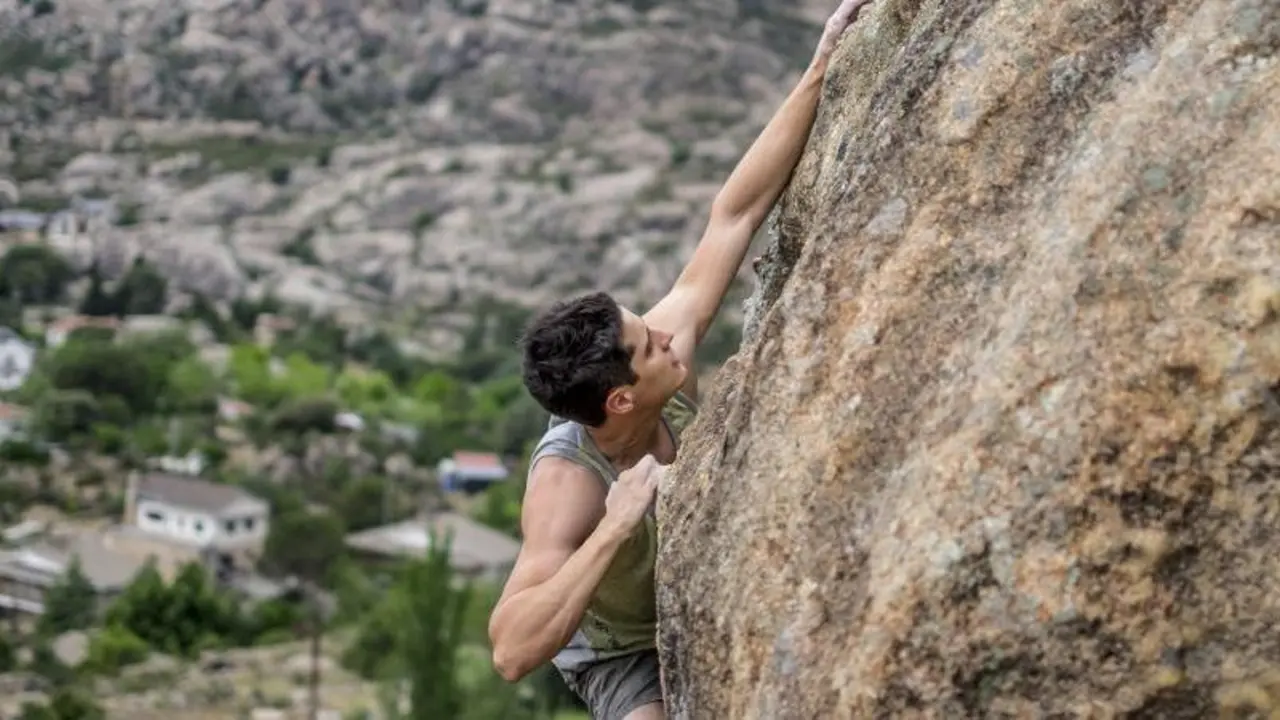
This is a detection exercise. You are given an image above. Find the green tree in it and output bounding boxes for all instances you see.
[240,597,306,645]
[81,625,149,675]
[166,356,220,412]
[26,640,74,686]
[274,313,346,366]
[180,293,239,343]
[342,591,403,679]
[412,370,467,410]
[112,256,168,315]
[261,508,346,719]
[104,561,240,658]
[486,387,547,457]
[229,294,282,333]
[228,343,283,406]
[17,685,105,720]
[0,295,21,328]
[78,265,118,316]
[31,389,103,442]
[43,332,190,416]
[38,556,98,635]
[261,508,346,583]
[336,475,395,532]
[103,563,168,645]
[269,396,338,436]
[0,244,73,304]
[347,329,425,385]
[335,368,396,414]
[379,530,472,720]
[329,561,380,628]
[275,352,332,398]
[473,478,524,538]
[160,561,242,656]
[0,631,15,673]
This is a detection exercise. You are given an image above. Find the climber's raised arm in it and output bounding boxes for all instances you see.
[645,0,873,354]
[488,456,660,683]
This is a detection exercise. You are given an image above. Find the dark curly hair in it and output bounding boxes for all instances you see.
[519,291,638,427]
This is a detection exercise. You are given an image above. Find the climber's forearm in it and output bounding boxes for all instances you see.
[709,61,826,229]
[489,520,631,682]
[653,62,828,343]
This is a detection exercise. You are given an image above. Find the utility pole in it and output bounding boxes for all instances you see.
[383,471,392,525]
[307,581,322,720]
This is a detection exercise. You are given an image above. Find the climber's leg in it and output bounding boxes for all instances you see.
[620,702,664,720]
[559,649,664,720]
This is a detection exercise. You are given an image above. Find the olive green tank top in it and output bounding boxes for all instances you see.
[532,390,699,673]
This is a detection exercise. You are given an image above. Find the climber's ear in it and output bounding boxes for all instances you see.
[605,386,636,416]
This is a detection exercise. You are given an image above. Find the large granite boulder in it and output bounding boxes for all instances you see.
[657,0,1279,717]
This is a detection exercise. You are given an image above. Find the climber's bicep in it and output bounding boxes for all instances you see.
[496,457,606,606]
[498,545,575,610]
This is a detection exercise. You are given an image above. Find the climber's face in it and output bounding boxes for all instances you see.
[612,306,688,413]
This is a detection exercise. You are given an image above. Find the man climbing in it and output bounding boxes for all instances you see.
[488,1,875,717]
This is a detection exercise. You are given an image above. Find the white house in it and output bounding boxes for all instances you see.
[0,327,34,391]
[0,210,46,232]
[124,473,271,570]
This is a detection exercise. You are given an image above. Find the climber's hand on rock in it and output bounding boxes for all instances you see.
[602,455,661,538]
[814,0,874,64]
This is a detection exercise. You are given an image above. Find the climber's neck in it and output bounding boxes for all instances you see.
[586,404,669,471]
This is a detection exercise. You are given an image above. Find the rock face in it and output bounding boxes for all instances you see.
[657,0,1280,717]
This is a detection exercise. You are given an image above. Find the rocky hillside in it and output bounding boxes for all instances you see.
[658,0,1279,717]
[0,0,828,355]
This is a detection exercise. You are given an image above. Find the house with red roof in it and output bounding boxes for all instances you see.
[437,450,510,494]
[44,314,121,348]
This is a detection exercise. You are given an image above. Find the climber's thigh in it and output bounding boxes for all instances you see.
[561,649,664,720]
[621,702,664,720]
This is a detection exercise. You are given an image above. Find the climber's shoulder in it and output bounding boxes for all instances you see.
[495,459,606,603]
[491,460,601,610]
[521,455,607,548]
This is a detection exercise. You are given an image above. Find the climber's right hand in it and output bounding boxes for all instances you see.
[814,0,874,64]
[602,455,661,537]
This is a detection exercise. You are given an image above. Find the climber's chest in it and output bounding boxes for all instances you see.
[650,421,678,465]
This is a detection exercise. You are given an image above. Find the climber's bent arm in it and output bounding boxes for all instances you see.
[645,59,829,360]
[488,457,630,683]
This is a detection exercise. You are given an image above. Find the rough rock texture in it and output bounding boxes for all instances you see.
[657,0,1280,717]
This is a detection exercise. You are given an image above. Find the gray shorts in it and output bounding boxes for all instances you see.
[557,649,663,719]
